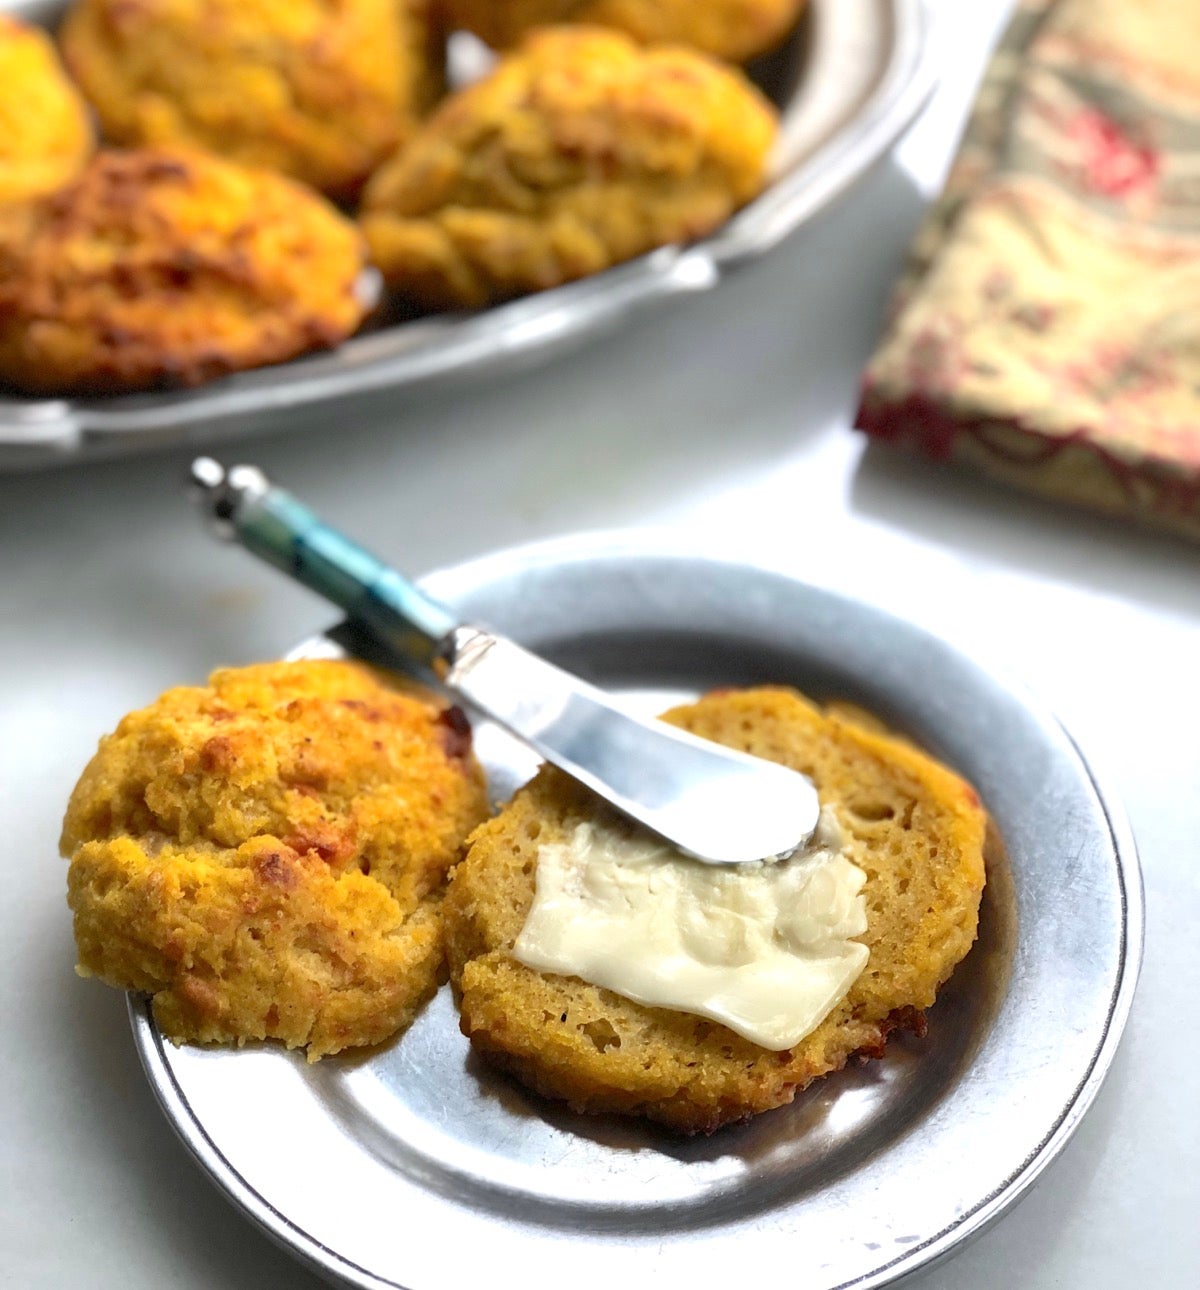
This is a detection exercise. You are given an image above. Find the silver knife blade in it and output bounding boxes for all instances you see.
[441,626,820,866]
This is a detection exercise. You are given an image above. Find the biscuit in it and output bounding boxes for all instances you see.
[0,15,93,206]
[62,660,490,1060]
[61,0,442,201]
[444,0,807,64]
[361,27,777,308]
[0,147,368,394]
[445,687,987,1132]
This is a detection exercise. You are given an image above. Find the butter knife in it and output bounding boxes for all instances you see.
[188,458,819,866]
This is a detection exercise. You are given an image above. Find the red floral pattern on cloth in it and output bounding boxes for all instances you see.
[1066,109,1160,200]
[856,0,1200,540]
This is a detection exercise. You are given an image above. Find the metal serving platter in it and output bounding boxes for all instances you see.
[130,538,1142,1290]
[1,0,933,468]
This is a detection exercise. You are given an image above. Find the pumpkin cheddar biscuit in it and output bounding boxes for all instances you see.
[0,148,368,395]
[61,660,489,1060]
[361,27,777,309]
[0,15,93,206]
[444,688,987,1133]
[60,0,442,202]
[443,0,808,64]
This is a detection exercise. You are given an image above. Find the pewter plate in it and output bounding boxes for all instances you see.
[129,539,1142,1290]
[1,0,933,468]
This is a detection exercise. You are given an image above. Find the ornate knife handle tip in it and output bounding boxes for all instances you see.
[188,457,270,539]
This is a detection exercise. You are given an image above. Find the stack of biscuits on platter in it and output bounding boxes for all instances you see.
[0,1,807,395]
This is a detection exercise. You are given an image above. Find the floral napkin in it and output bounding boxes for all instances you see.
[856,0,1200,540]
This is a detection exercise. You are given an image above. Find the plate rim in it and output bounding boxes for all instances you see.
[129,536,1145,1290]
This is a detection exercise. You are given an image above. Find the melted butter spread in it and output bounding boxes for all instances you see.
[512,807,869,1050]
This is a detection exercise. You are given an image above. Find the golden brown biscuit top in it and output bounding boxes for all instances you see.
[0,15,94,205]
[62,659,491,1060]
[443,0,807,63]
[361,26,778,306]
[367,27,777,217]
[59,0,442,200]
[0,147,367,392]
[62,658,487,908]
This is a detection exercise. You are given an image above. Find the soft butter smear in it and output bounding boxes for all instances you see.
[512,807,870,1050]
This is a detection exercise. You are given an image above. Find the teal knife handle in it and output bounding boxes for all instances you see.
[233,481,459,667]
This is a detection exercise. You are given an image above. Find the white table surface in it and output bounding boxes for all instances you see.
[3,3,1197,1286]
